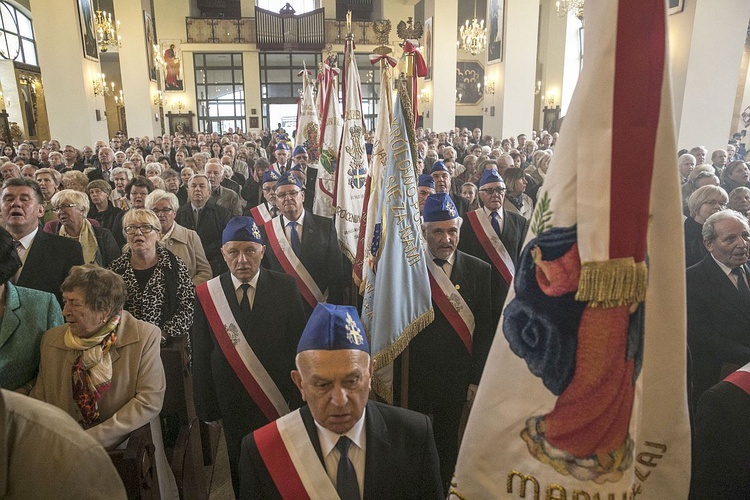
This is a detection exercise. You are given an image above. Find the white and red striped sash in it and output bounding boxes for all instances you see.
[427,257,475,353]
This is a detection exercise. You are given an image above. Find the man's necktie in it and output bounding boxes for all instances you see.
[11,240,22,284]
[490,211,502,239]
[193,208,200,227]
[239,283,252,316]
[271,206,279,217]
[731,267,750,303]
[288,221,301,256]
[336,436,360,500]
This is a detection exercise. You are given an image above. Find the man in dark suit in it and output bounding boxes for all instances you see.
[239,304,443,499]
[270,142,291,174]
[431,160,470,217]
[1,178,84,305]
[261,172,343,313]
[687,209,750,405]
[291,145,318,211]
[691,364,750,499]
[401,192,493,487]
[459,168,528,328]
[192,216,307,496]
[176,173,231,276]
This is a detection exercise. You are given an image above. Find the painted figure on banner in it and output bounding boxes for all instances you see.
[164,43,183,91]
[503,204,644,483]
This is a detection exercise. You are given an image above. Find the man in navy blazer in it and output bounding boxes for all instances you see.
[687,210,750,405]
[239,304,442,499]
[1,177,83,305]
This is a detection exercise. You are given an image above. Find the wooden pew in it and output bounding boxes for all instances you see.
[108,424,160,500]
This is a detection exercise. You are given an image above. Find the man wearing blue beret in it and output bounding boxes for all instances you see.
[403,192,493,488]
[458,167,528,328]
[239,304,443,499]
[192,216,307,496]
[430,160,470,217]
[292,144,318,209]
[271,142,291,174]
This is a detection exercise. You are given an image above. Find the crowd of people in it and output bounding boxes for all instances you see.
[1,124,749,498]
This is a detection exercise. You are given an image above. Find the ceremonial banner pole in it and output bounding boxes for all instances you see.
[451,1,691,498]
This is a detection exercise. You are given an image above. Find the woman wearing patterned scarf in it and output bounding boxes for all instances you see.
[30,265,178,498]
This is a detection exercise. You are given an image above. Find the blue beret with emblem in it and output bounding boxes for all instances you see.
[479,168,505,188]
[222,216,262,244]
[418,173,434,189]
[262,170,280,184]
[430,160,449,174]
[274,142,290,152]
[297,303,369,354]
[275,171,305,190]
[423,193,459,222]
[292,145,307,157]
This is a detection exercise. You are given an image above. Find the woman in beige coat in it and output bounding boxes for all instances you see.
[31,265,178,499]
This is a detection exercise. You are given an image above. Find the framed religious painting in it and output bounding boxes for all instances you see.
[144,11,157,81]
[423,17,433,81]
[668,0,685,15]
[167,112,194,135]
[76,0,98,60]
[162,40,184,91]
[487,0,505,63]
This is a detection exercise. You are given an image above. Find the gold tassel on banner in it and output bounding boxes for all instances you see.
[575,258,647,308]
[373,308,434,369]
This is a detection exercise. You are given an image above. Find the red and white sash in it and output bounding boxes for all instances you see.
[466,209,515,285]
[250,203,274,226]
[427,257,475,354]
[254,410,340,499]
[725,364,750,395]
[265,216,327,309]
[196,277,290,421]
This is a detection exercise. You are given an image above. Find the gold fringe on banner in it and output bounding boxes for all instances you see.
[575,258,647,308]
[372,307,435,401]
[396,78,419,174]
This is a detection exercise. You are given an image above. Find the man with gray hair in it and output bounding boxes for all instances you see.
[690,145,708,166]
[687,209,750,403]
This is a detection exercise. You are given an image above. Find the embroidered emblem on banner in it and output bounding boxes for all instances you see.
[346,124,367,189]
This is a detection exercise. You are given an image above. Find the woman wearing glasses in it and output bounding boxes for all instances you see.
[108,208,194,346]
[685,185,729,268]
[47,189,121,267]
[145,189,212,285]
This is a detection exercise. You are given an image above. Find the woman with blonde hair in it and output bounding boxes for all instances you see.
[685,185,728,267]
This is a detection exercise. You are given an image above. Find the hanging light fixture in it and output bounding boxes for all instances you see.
[556,0,585,20]
[94,0,122,53]
[458,0,486,56]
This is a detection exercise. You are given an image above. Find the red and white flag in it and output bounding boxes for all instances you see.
[335,37,368,263]
[294,62,320,164]
[450,1,691,498]
[314,57,341,218]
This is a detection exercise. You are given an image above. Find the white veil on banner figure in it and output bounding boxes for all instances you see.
[450,0,691,498]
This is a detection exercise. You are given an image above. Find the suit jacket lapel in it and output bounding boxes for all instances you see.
[299,405,326,464]
[219,272,251,332]
[300,211,316,261]
[363,401,389,499]
[18,227,45,282]
[706,257,750,321]
[0,285,21,350]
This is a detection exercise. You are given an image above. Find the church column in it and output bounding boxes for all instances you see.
[423,0,457,132]
[29,0,108,145]
[484,0,539,139]
[113,0,161,138]
[671,0,750,151]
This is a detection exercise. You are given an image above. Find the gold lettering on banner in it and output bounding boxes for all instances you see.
[573,492,590,500]
[546,484,566,499]
[634,441,666,491]
[505,470,648,500]
[507,470,540,499]
[344,109,361,120]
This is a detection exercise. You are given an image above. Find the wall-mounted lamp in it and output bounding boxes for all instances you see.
[114,90,125,106]
[153,90,166,106]
[542,91,557,107]
[418,88,430,104]
[93,73,115,97]
[484,76,496,95]
[535,80,542,95]
[171,98,186,112]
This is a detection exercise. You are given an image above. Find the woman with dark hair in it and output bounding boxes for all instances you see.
[0,227,63,392]
[31,265,178,498]
[503,167,534,220]
[2,144,15,159]
[210,141,222,159]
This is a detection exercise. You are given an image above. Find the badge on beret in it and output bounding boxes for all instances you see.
[262,170,280,184]
[222,216,263,245]
[297,304,370,354]
[275,171,305,190]
[292,145,307,157]
[479,168,504,188]
[423,193,460,223]
[275,142,290,151]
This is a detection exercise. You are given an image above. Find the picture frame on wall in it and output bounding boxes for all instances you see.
[76,0,98,60]
[424,17,433,81]
[487,0,505,63]
[162,40,184,91]
[668,0,685,15]
[167,112,194,135]
[144,11,157,81]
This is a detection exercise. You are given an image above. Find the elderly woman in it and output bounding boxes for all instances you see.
[681,166,720,215]
[145,190,212,285]
[685,185,729,267]
[526,150,552,202]
[86,180,122,233]
[728,186,750,219]
[0,227,63,392]
[145,161,163,180]
[34,167,62,223]
[503,167,534,220]
[720,160,750,194]
[30,265,178,498]
[61,170,89,192]
[47,189,121,267]
[108,209,194,343]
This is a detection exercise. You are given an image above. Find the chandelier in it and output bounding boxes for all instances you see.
[556,0,585,20]
[95,4,121,53]
[458,0,486,56]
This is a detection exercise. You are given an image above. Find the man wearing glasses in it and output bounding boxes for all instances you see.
[260,172,343,314]
[0,177,83,305]
[458,168,528,329]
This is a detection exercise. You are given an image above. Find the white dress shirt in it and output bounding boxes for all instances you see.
[282,209,305,245]
[230,271,259,309]
[315,408,367,498]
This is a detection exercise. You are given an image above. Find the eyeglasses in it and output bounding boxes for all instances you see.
[151,208,173,215]
[52,203,78,212]
[479,187,507,195]
[124,225,157,235]
[276,190,301,199]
